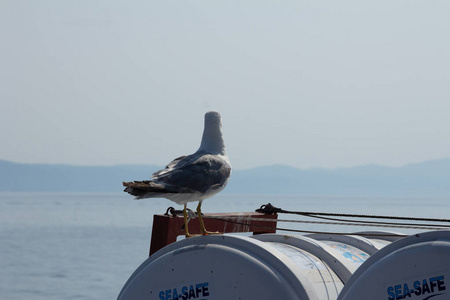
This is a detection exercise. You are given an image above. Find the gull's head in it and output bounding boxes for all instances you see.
[204,111,222,129]
[199,111,226,154]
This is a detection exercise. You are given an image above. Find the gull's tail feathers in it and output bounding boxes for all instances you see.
[122,180,173,200]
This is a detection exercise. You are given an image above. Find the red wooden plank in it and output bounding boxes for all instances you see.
[149,212,278,256]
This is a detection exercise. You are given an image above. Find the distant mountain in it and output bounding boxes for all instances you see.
[228,158,450,196]
[1,158,449,196]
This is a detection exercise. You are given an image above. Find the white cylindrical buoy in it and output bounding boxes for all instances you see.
[118,231,450,300]
[118,235,317,299]
[118,233,387,300]
[337,230,450,300]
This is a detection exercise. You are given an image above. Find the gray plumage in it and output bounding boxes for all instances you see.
[123,111,231,205]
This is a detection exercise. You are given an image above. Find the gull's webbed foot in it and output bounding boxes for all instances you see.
[202,230,221,236]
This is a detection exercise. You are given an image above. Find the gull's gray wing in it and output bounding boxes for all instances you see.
[124,152,231,199]
[153,153,231,194]
[151,155,187,178]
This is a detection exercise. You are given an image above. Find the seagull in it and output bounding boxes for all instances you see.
[123,111,231,237]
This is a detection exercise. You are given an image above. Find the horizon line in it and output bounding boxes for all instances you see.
[1,156,449,171]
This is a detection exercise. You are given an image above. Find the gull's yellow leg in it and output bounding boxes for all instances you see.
[183,204,193,238]
[197,200,219,235]
[196,201,207,235]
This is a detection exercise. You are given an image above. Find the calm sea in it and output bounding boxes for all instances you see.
[1,192,449,300]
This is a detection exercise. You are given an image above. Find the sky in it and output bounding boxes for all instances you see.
[1,1,450,170]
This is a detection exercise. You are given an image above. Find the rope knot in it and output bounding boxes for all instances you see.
[256,203,281,215]
[164,207,183,216]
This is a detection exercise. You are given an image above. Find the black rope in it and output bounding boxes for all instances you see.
[164,206,193,216]
[303,213,450,229]
[206,216,408,238]
[256,203,450,223]
[204,215,447,230]
[164,202,448,237]
[164,207,183,216]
